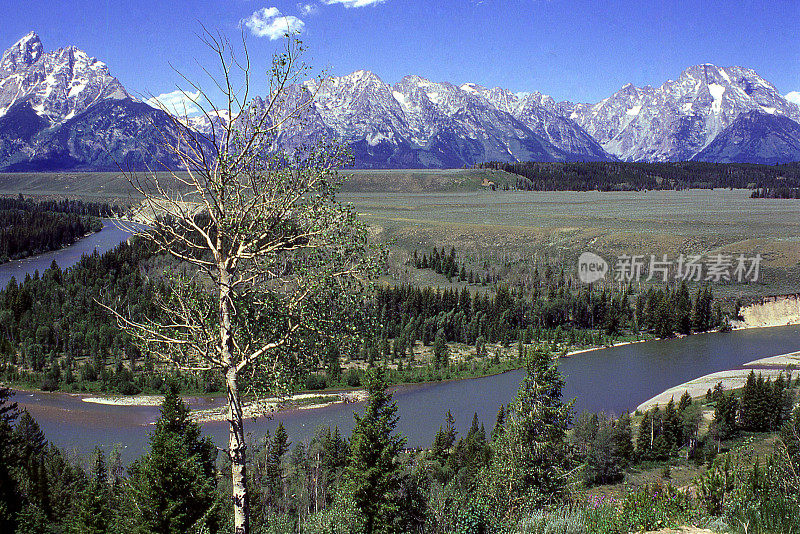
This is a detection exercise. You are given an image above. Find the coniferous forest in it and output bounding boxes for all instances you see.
[475,161,800,192]
[0,195,794,533]
[3,10,800,532]
[0,237,727,395]
[0,198,110,263]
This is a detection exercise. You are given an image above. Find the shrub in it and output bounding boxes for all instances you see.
[582,496,624,534]
[345,368,361,388]
[620,483,698,531]
[517,507,588,534]
[723,452,800,534]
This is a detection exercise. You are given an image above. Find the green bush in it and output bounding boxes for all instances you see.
[582,496,624,534]
[620,483,698,531]
[517,506,593,534]
[723,454,800,534]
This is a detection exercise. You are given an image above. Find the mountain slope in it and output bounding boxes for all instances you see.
[0,32,209,171]
[692,110,800,164]
[2,32,799,170]
[290,71,610,167]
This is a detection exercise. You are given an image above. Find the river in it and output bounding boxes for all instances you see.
[0,219,136,287]
[3,221,800,461]
[13,324,800,462]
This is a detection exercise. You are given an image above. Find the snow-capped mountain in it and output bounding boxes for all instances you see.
[189,70,610,167]
[264,63,800,166]
[3,31,800,170]
[286,71,609,167]
[0,32,208,171]
[565,64,800,162]
[0,31,130,123]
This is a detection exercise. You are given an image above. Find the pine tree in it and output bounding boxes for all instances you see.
[431,411,457,462]
[678,390,692,414]
[0,386,20,533]
[447,414,490,489]
[265,423,290,511]
[611,413,635,465]
[781,407,800,463]
[740,370,760,430]
[71,448,111,534]
[433,330,449,370]
[479,349,575,519]
[692,287,713,332]
[674,282,692,335]
[711,390,738,443]
[662,398,681,455]
[636,410,653,460]
[491,404,506,441]
[326,344,341,382]
[345,368,405,534]
[125,382,218,534]
[10,410,50,527]
[770,373,792,431]
[585,415,623,485]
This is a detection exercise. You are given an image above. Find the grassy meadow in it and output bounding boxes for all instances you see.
[2,169,799,301]
[338,186,800,303]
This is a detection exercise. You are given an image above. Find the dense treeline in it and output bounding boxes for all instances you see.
[0,197,115,217]
[0,228,725,396]
[411,247,499,285]
[623,372,797,471]
[0,211,102,262]
[0,383,222,534]
[373,281,722,350]
[750,186,800,198]
[707,372,796,439]
[475,161,800,192]
[2,352,799,533]
[0,240,175,394]
[0,197,114,263]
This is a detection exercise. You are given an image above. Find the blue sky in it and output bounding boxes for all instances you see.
[5,0,800,111]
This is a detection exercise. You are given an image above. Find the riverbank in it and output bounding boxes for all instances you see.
[636,348,799,411]
[190,391,368,423]
[731,293,800,330]
[564,338,647,357]
[0,227,102,265]
[77,389,370,421]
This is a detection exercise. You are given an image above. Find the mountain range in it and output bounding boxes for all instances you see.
[2,32,800,171]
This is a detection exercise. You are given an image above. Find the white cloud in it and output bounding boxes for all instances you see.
[298,3,318,15]
[324,0,387,7]
[787,91,800,106]
[243,7,305,39]
[146,89,203,117]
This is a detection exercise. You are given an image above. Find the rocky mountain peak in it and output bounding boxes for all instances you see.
[3,32,799,170]
[0,32,130,124]
[1,31,43,76]
[565,63,800,161]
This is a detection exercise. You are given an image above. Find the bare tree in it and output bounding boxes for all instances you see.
[108,31,377,534]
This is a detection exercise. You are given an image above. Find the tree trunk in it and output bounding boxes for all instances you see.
[227,367,249,534]
[221,267,249,534]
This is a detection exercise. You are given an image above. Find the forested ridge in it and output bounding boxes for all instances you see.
[475,161,800,192]
[0,240,168,394]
